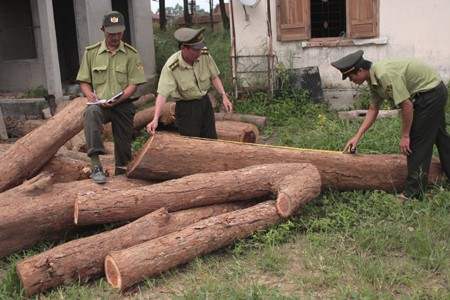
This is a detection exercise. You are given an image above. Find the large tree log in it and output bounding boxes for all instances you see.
[103,102,176,138]
[131,92,155,107]
[75,163,320,226]
[127,134,442,192]
[15,119,45,136]
[103,101,262,143]
[16,203,249,297]
[216,120,259,143]
[43,147,115,183]
[0,97,87,192]
[64,130,87,152]
[0,143,115,184]
[0,175,151,259]
[105,201,284,291]
[214,112,268,127]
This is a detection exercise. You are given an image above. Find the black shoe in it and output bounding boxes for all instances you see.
[115,166,127,176]
[91,165,107,184]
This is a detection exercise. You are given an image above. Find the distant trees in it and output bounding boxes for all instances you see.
[155,0,228,30]
[218,0,229,29]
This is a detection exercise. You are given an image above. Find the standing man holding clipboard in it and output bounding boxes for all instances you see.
[76,11,147,184]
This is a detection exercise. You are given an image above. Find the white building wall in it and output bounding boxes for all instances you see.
[230,0,450,90]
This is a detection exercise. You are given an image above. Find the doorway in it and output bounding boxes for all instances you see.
[53,0,79,84]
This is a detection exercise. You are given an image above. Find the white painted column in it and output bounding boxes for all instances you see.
[128,0,156,80]
[74,0,111,64]
[36,0,63,99]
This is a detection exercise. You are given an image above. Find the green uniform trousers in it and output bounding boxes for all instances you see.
[175,94,217,139]
[84,102,135,167]
[405,82,450,198]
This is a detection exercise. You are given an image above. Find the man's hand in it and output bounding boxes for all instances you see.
[399,136,412,156]
[343,138,359,154]
[222,94,233,113]
[146,119,158,135]
[86,91,99,103]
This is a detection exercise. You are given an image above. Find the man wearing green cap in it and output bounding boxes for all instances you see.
[76,11,147,184]
[146,27,232,138]
[331,50,450,200]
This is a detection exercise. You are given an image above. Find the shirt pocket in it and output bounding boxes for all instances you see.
[198,73,210,92]
[115,64,128,86]
[179,77,197,94]
[92,65,108,85]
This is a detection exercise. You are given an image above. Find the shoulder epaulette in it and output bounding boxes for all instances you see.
[169,60,179,71]
[124,43,138,53]
[201,48,209,55]
[85,42,101,50]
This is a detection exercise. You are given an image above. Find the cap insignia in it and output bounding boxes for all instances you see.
[341,67,355,75]
[111,16,119,23]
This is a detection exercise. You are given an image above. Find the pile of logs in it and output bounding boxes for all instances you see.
[0,97,443,296]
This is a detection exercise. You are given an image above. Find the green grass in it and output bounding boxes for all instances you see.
[1,27,449,300]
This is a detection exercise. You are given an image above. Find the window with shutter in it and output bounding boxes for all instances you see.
[276,0,378,42]
[347,0,378,38]
[276,0,310,41]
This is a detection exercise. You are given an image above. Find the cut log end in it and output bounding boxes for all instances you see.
[242,131,257,143]
[276,192,292,219]
[105,255,122,290]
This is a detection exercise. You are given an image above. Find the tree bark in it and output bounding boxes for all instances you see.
[103,102,176,138]
[0,97,87,192]
[132,93,155,107]
[183,0,192,27]
[0,175,151,259]
[16,203,249,297]
[216,120,259,143]
[219,0,230,29]
[43,147,116,183]
[75,163,320,226]
[127,134,443,192]
[64,130,87,152]
[105,201,283,291]
[15,119,45,136]
[159,0,167,31]
[0,143,115,184]
[214,112,268,127]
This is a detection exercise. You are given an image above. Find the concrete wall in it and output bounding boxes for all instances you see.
[230,0,450,93]
[0,1,47,91]
[0,0,157,99]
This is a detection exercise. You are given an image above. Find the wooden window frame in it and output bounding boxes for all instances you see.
[276,0,379,43]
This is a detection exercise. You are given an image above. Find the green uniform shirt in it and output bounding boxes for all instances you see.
[369,58,442,106]
[76,40,147,99]
[157,50,220,100]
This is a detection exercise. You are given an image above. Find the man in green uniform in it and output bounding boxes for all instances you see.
[76,11,147,184]
[146,27,232,138]
[331,50,450,200]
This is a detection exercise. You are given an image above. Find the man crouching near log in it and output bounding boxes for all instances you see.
[331,50,450,200]
[146,27,233,138]
[76,11,147,184]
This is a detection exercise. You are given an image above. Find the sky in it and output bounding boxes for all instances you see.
[150,0,228,13]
